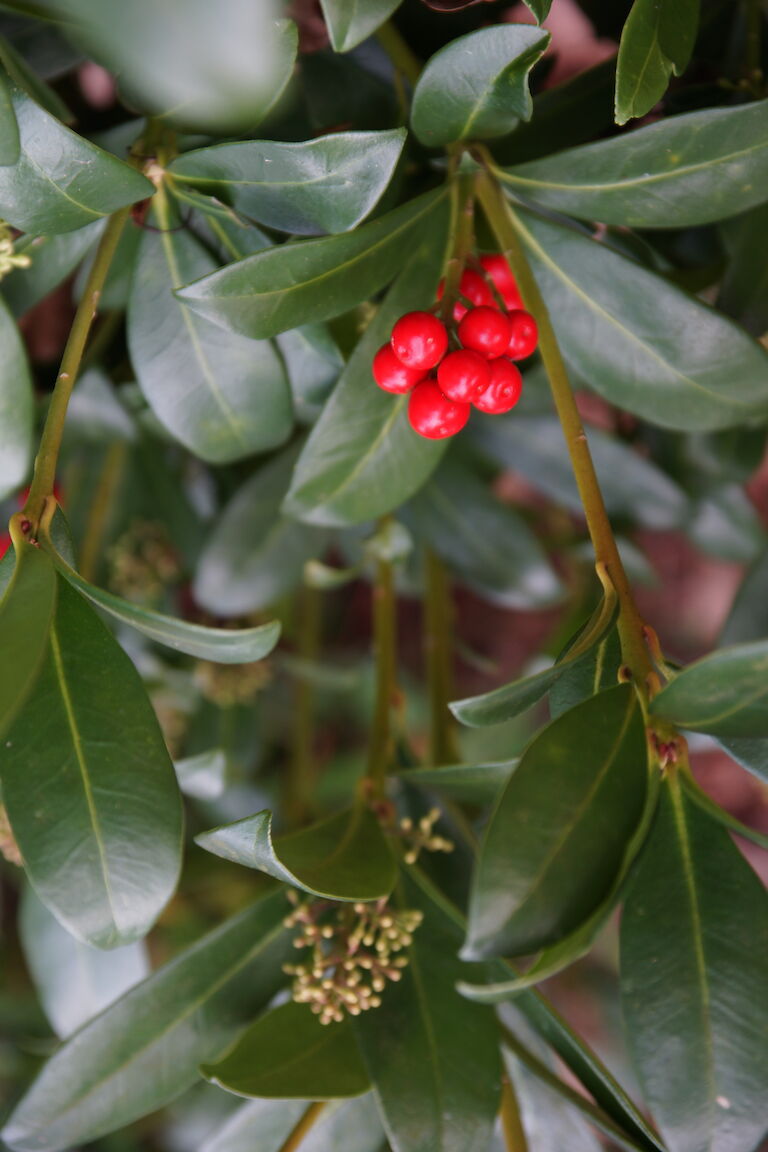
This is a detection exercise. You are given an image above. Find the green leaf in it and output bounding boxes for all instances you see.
[721,546,768,645]
[402,452,563,608]
[464,684,647,959]
[194,447,326,617]
[0,294,33,499]
[621,780,768,1152]
[0,32,72,122]
[615,0,699,125]
[717,736,768,786]
[512,206,768,431]
[450,581,617,726]
[0,530,57,738]
[650,640,768,738]
[201,1097,383,1152]
[277,323,343,425]
[354,868,501,1152]
[0,575,183,948]
[500,99,768,229]
[176,186,449,340]
[522,0,551,19]
[680,772,768,852]
[718,202,768,336]
[51,554,280,663]
[195,805,397,902]
[174,749,227,801]
[19,885,149,1038]
[127,188,292,463]
[203,1001,370,1100]
[411,25,549,147]
[1,891,293,1152]
[319,0,402,52]
[0,63,18,163]
[549,626,623,718]
[283,197,452,527]
[398,761,514,806]
[0,83,152,233]
[2,221,101,317]
[169,130,406,235]
[686,484,765,564]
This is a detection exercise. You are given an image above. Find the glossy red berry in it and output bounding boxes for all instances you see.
[437,349,491,403]
[458,306,513,360]
[391,311,448,371]
[372,344,426,394]
[438,269,496,320]
[0,532,10,561]
[480,254,522,310]
[474,358,523,414]
[408,379,470,440]
[506,310,539,360]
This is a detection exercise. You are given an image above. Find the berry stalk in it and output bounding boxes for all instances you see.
[367,531,399,797]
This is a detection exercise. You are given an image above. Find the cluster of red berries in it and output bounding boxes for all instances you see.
[372,254,538,440]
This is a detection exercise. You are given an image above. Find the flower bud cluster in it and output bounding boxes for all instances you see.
[283,892,423,1026]
[0,221,31,281]
[108,519,181,605]
[399,807,455,865]
[193,657,272,708]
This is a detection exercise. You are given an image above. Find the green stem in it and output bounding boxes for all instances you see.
[78,441,128,583]
[424,549,460,765]
[474,166,656,696]
[500,1077,529,1152]
[277,1102,326,1152]
[24,207,132,532]
[439,172,477,325]
[367,541,398,798]
[376,19,422,88]
[288,584,322,827]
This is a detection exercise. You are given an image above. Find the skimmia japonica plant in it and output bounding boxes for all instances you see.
[0,1,767,1151]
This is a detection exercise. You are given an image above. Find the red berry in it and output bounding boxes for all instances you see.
[438,269,497,321]
[480,254,522,309]
[474,358,523,414]
[437,349,490,403]
[408,379,470,440]
[458,307,512,360]
[372,344,426,394]
[391,311,448,371]
[0,532,10,561]
[506,310,538,360]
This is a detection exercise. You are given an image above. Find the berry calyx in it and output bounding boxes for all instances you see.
[408,380,470,440]
[372,344,426,394]
[391,311,448,371]
[437,349,491,403]
[479,253,522,310]
[506,310,539,360]
[474,358,523,414]
[438,269,496,321]
[458,306,513,360]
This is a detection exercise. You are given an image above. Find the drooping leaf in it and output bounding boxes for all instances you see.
[174,749,227,801]
[411,25,549,147]
[201,1096,383,1152]
[717,736,768,786]
[194,446,326,617]
[2,221,102,317]
[685,484,765,564]
[0,64,19,163]
[402,452,563,608]
[398,761,515,806]
[354,868,502,1152]
[195,805,397,902]
[283,197,452,526]
[680,772,768,852]
[512,206,768,431]
[499,99,768,228]
[318,0,402,52]
[176,186,449,340]
[621,780,768,1152]
[0,83,152,233]
[19,885,149,1038]
[1,891,293,1152]
[464,684,647,959]
[502,1031,602,1152]
[0,294,33,499]
[201,1100,305,1152]
[650,641,768,738]
[549,626,623,718]
[721,546,768,645]
[1,576,183,948]
[203,1001,370,1100]
[0,529,57,738]
[615,0,699,125]
[169,130,406,235]
[128,188,292,463]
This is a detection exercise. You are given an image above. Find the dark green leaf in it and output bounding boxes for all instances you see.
[615,0,699,125]
[283,198,452,527]
[2,221,101,317]
[128,189,292,463]
[0,84,152,233]
[19,885,149,1038]
[717,737,768,786]
[0,32,72,121]
[718,202,768,336]
[354,868,501,1152]
[74,219,139,310]
[195,805,397,902]
[721,546,768,645]
[403,452,563,608]
[0,63,18,163]
[0,531,57,738]
[194,447,326,616]
[686,484,764,564]
[174,749,227,801]
[450,581,617,726]
[549,626,623,718]
[277,323,343,424]
[0,294,33,498]
[1,891,293,1152]
[203,1001,370,1100]
[500,99,768,228]
[170,130,406,235]
[1,576,183,948]
[318,0,402,52]
[680,772,768,851]
[176,187,449,340]
[201,1096,383,1152]
[650,641,768,737]
[513,207,768,431]
[398,761,515,806]
[621,780,768,1152]
[464,684,647,958]
[411,25,549,147]
[52,554,280,663]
